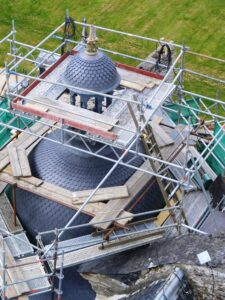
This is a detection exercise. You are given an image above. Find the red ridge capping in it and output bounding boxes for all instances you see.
[115,62,163,80]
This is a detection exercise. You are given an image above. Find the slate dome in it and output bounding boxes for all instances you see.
[15,130,164,300]
[63,25,120,95]
[64,50,120,95]
[15,130,164,246]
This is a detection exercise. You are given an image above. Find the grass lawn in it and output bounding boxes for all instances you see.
[0,0,224,99]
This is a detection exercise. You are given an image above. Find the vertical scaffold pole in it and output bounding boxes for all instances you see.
[57,250,64,300]
[12,183,17,226]
[177,40,186,124]
[51,229,59,300]
[2,237,6,300]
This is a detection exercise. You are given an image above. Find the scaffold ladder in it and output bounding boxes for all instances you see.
[141,122,188,231]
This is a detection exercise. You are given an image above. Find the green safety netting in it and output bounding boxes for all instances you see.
[197,121,225,176]
[165,98,224,176]
[209,121,225,175]
[164,98,199,125]
[0,97,33,148]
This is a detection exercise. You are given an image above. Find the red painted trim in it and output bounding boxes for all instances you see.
[71,49,78,55]
[12,102,117,141]
[14,52,69,103]
[12,49,162,140]
[115,62,163,80]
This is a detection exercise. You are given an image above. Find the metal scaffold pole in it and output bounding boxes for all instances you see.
[0,15,224,295]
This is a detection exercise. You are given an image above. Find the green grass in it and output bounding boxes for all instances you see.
[0,0,224,100]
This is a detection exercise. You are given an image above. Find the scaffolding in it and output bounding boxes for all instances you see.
[0,15,224,299]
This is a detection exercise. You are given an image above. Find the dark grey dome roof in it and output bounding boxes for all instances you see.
[15,130,164,246]
[14,130,164,300]
[15,130,144,244]
[63,51,121,95]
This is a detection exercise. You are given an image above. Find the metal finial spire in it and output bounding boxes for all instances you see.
[85,25,98,55]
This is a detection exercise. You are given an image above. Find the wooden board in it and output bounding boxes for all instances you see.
[0,167,133,227]
[0,236,30,296]
[154,198,176,227]
[145,82,157,89]
[120,79,145,92]
[150,121,174,148]
[26,102,49,112]
[53,231,163,269]
[7,146,22,177]
[72,185,129,203]
[0,193,23,234]
[17,255,50,291]
[0,120,55,172]
[17,148,31,177]
[0,167,105,216]
[15,101,117,141]
[90,160,153,230]
[14,96,119,140]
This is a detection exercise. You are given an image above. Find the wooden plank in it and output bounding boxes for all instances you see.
[19,175,43,187]
[120,79,145,91]
[24,96,118,132]
[54,231,163,269]
[90,160,153,230]
[7,146,22,177]
[0,262,19,299]
[154,198,176,226]
[18,296,29,300]
[15,102,117,141]
[0,237,29,296]
[72,185,129,203]
[116,211,133,226]
[145,82,156,89]
[0,168,132,224]
[0,193,23,234]
[150,122,174,148]
[37,96,119,128]
[0,120,54,172]
[0,168,105,216]
[17,148,31,177]
[43,182,72,198]
[26,102,49,112]
[18,255,50,291]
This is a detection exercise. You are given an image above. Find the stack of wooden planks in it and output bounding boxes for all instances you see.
[7,146,31,178]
